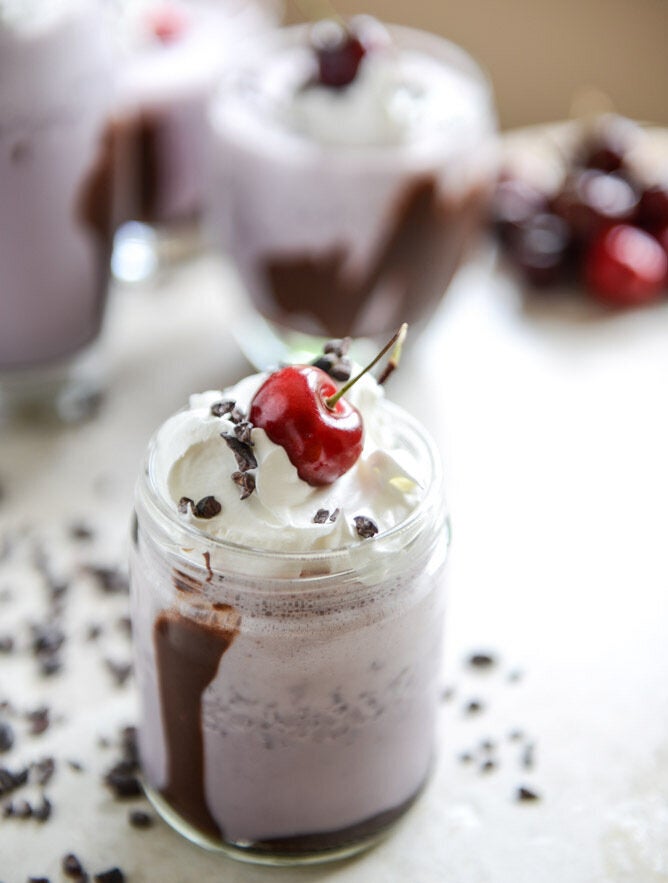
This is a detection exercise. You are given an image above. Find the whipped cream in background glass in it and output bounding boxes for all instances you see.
[209,20,497,367]
[0,0,116,420]
[130,367,450,864]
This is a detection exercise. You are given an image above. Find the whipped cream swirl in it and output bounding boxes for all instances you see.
[150,371,422,553]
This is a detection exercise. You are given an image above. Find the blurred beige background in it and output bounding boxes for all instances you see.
[287,0,668,130]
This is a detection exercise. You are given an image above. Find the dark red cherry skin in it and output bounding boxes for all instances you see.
[551,169,638,245]
[576,115,641,174]
[510,212,573,287]
[583,224,668,307]
[638,184,668,233]
[249,366,364,487]
[311,20,366,88]
[492,176,550,246]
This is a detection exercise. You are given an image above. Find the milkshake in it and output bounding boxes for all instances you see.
[110,0,280,280]
[209,19,497,365]
[0,0,115,419]
[130,341,449,863]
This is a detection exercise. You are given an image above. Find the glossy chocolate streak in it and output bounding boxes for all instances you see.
[264,177,488,339]
[154,607,238,839]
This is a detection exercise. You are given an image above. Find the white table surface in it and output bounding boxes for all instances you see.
[1,231,668,882]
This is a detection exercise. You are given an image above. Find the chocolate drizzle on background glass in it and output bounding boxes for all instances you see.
[263,177,488,339]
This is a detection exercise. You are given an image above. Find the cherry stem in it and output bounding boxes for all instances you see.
[324,323,408,409]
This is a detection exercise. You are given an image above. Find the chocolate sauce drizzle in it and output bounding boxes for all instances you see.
[264,177,487,338]
[154,607,239,838]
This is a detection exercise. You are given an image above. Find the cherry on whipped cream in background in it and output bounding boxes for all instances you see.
[310,19,367,89]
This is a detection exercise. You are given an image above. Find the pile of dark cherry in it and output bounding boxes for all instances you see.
[493,115,668,306]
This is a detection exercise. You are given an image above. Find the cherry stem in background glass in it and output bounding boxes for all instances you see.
[325,323,408,410]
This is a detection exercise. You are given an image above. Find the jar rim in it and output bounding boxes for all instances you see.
[137,399,448,569]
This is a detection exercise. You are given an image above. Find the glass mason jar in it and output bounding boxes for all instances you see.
[130,401,450,866]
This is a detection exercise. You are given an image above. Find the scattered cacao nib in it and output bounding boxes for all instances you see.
[116,616,132,637]
[32,794,53,822]
[0,634,14,653]
[62,853,87,879]
[29,877,50,882]
[86,623,103,641]
[313,509,330,524]
[329,507,340,522]
[31,757,56,787]
[121,727,139,765]
[324,337,351,357]
[468,652,497,669]
[210,400,236,418]
[84,566,129,595]
[480,739,496,753]
[233,421,254,445]
[232,471,256,500]
[5,797,32,818]
[94,869,125,883]
[353,516,379,539]
[312,338,353,381]
[70,522,94,542]
[39,652,62,677]
[458,752,474,764]
[516,786,540,802]
[67,759,84,773]
[464,699,484,715]
[193,496,222,519]
[221,433,257,472]
[177,496,194,515]
[31,621,65,657]
[104,658,133,688]
[508,728,524,742]
[26,706,50,736]
[104,760,141,798]
[312,352,352,382]
[104,727,141,798]
[129,808,154,829]
[0,720,14,753]
[480,759,497,774]
[521,742,536,770]
[0,765,29,797]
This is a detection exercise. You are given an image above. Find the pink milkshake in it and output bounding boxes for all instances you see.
[110,0,280,280]
[0,0,115,419]
[130,357,449,864]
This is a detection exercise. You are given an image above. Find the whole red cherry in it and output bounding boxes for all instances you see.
[584,224,668,307]
[249,366,364,486]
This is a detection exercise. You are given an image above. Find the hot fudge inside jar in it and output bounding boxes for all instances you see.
[130,333,450,864]
[209,17,497,367]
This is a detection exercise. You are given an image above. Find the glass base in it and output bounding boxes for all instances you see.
[0,342,103,425]
[143,781,416,867]
[112,220,207,285]
[232,311,380,371]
